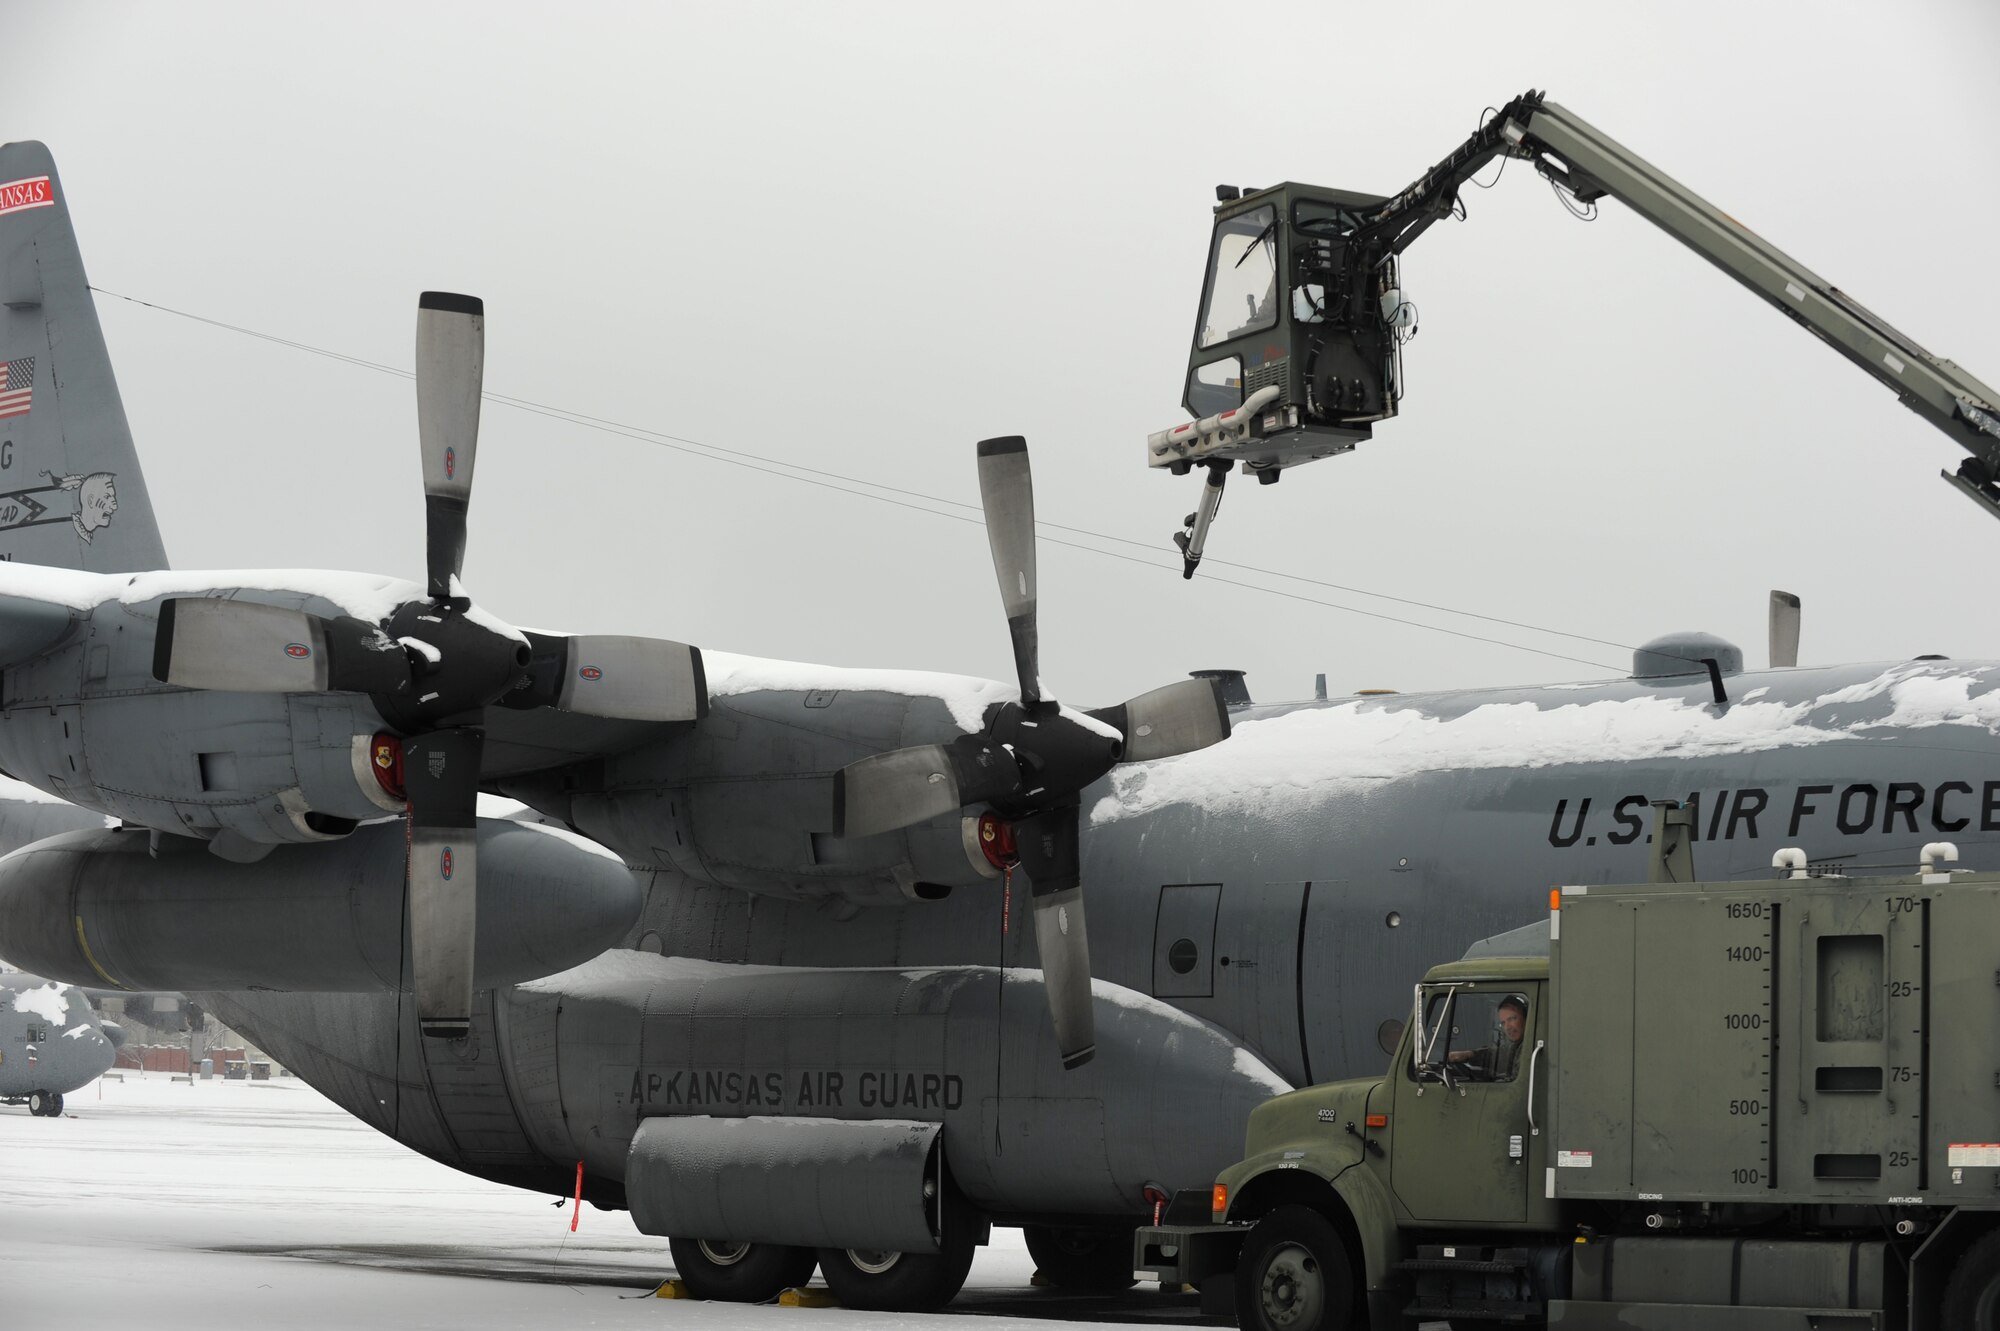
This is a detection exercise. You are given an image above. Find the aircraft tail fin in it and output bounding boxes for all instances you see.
[0,142,167,572]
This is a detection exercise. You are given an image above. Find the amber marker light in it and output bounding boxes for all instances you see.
[1211,1184,1228,1216]
[1549,888,1562,912]
[1365,1114,1388,1129]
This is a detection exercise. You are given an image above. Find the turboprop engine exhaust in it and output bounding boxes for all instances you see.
[0,819,640,993]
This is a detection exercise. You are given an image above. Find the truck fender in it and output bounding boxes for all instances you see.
[1911,1207,2000,1328]
[1228,1163,1400,1298]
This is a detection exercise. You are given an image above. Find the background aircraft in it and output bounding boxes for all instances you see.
[0,970,118,1117]
[2,126,2000,1312]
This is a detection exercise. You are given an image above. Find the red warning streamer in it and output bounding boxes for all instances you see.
[571,1160,583,1232]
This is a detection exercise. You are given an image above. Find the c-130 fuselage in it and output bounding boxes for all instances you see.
[202,648,2000,1267]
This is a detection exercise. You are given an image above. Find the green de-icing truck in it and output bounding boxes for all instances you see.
[1135,845,2000,1329]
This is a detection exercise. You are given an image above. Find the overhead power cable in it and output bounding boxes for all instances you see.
[94,287,1638,673]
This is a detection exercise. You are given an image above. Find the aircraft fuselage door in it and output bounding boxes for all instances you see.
[1153,882,1222,998]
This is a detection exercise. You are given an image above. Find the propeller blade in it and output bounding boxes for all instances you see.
[1016,805,1094,1069]
[976,436,1040,706]
[152,599,409,695]
[833,734,1022,838]
[1090,677,1232,764]
[835,745,963,838]
[403,726,483,1040]
[415,291,485,601]
[1769,590,1801,669]
[504,632,708,723]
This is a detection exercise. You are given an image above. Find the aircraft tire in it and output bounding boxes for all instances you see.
[815,1230,977,1313]
[28,1090,55,1117]
[1236,1205,1357,1331]
[1942,1227,2000,1329]
[1022,1223,1138,1290]
[666,1236,817,1302]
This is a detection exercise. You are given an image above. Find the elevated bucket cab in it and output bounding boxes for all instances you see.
[1155,182,1404,478]
[1150,182,1409,576]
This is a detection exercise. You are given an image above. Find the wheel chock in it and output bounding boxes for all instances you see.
[778,1286,837,1308]
[1030,1269,1051,1288]
[653,1279,691,1299]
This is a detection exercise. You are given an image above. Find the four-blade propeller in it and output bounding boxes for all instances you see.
[152,293,706,1039]
[832,436,1233,1069]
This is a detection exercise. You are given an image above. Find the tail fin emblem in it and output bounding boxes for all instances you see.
[0,176,54,218]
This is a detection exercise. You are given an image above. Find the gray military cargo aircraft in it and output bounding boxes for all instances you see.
[0,970,117,1116]
[2,120,1999,1312]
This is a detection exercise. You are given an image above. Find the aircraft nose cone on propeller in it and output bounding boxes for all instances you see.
[832,436,1233,1070]
[151,292,707,1039]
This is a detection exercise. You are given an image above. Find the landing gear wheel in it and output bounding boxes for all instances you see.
[816,1233,978,1313]
[666,1236,817,1302]
[28,1091,59,1118]
[1236,1205,1357,1331]
[1943,1228,2000,1329]
[1023,1223,1138,1290]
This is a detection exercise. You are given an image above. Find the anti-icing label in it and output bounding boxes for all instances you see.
[1557,1150,1593,1168]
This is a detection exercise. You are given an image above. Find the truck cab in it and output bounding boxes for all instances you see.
[1151,957,1566,1327]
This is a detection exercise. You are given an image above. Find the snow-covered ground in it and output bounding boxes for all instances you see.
[0,1074,1219,1328]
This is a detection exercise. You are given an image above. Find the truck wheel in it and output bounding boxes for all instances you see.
[1023,1224,1139,1290]
[1943,1229,2000,1328]
[666,1236,817,1301]
[1237,1205,1356,1331]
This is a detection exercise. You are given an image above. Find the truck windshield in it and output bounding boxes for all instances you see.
[1413,986,1529,1084]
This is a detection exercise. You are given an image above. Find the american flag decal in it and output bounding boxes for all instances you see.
[0,357,30,421]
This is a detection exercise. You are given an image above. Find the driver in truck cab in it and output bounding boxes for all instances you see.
[1448,993,1526,1081]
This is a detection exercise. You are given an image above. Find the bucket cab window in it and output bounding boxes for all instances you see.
[1187,356,1243,418]
[1288,199,1356,326]
[1197,204,1279,350]
[1411,985,1529,1086]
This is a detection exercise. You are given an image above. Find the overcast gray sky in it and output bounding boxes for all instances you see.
[11,1,1999,707]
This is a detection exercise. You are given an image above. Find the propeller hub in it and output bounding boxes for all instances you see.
[372,600,530,730]
[984,701,1123,814]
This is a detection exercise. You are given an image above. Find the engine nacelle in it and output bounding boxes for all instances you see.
[0,584,411,848]
[0,818,641,992]
[526,683,1008,907]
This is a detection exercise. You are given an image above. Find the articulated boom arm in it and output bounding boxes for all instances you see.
[1489,96,2000,518]
[1157,92,2000,575]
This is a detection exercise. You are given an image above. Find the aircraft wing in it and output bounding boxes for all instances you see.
[477,704,694,778]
